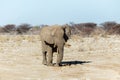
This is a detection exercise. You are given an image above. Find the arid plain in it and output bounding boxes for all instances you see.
[0,35,119,80]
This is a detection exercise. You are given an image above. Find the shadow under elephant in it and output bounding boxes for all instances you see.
[60,60,91,66]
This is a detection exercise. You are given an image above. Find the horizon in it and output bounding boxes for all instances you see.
[0,0,120,26]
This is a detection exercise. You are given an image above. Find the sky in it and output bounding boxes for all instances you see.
[0,0,120,26]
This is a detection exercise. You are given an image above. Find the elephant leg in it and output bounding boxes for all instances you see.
[42,41,47,65]
[42,51,47,65]
[56,46,64,66]
[47,46,53,66]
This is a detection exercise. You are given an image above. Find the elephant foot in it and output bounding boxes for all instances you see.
[42,61,47,65]
[54,63,62,67]
[47,63,54,66]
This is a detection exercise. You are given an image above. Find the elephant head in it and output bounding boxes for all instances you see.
[40,25,71,66]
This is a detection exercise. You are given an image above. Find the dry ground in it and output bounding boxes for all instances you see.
[0,35,119,80]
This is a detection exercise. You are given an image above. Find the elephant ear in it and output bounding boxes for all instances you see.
[62,24,71,42]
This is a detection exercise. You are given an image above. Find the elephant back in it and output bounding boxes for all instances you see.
[40,25,65,45]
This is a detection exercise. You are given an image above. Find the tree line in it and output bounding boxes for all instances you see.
[0,21,120,36]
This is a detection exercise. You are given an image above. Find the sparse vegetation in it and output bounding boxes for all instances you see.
[0,21,120,36]
[2,24,16,33]
[16,24,32,34]
[0,22,120,80]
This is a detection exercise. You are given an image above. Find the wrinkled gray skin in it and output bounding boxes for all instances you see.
[40,25,71,66]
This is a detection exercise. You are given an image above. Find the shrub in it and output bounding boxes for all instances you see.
[101,21,117,31]
[17,24,32,34]
[69,22,97,36]
[91,27,105,36]
[2,24,16,33]
[109,24,120,35]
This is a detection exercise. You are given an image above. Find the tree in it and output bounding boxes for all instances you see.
[3,24,16,33]
[100,21,117,31]
[17,24,32,34]
[109,24,120,34]
[69,22,97,36]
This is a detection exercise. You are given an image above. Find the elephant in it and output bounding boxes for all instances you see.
[40,24,71,66]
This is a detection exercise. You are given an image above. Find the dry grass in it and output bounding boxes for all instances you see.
[0,35,119,80]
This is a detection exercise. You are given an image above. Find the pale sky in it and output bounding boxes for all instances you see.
[0,0,120,26]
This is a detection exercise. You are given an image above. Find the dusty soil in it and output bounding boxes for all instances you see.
[0,35,119,80]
